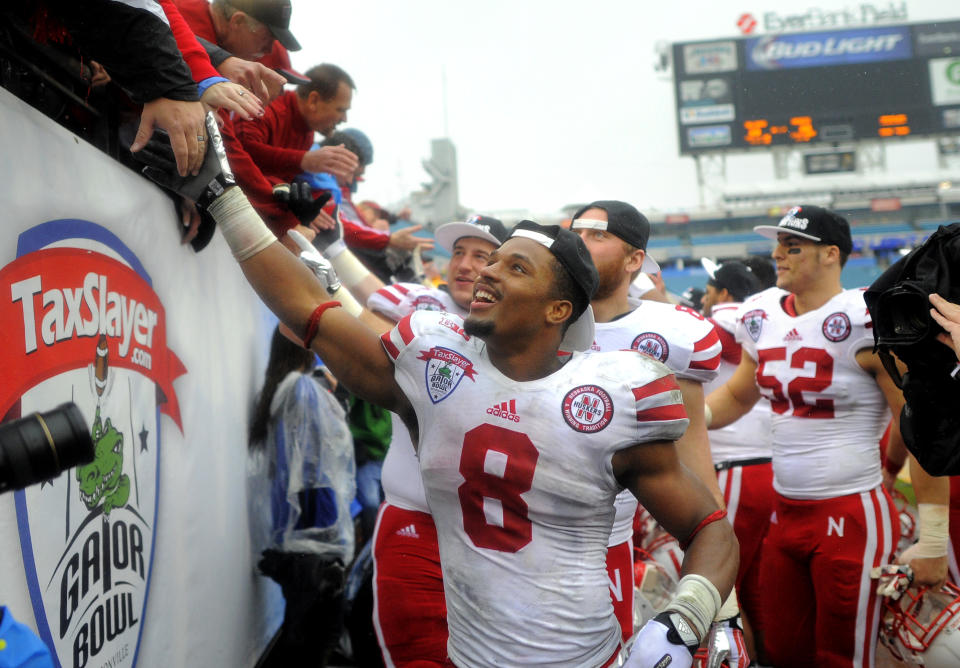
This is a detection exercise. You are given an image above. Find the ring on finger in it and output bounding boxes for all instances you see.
[238,90,246,96]
[197,134,205,142]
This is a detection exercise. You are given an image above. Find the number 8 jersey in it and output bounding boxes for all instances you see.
[381,311,689,668]
[735,287,887,500]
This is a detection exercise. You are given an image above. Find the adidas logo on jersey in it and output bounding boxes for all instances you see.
[396,524,420,539]
[487,399,520,422]
[784,328,803,342]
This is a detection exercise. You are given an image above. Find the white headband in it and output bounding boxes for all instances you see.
[570,218,609,231]
[510,228,555,248]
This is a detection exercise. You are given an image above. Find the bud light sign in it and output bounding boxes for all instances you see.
[746,27,912,70]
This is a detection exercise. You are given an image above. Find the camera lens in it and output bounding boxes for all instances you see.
[876,284,933,345]
[0,403,95,493]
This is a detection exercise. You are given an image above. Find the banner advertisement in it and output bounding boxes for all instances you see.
[746,26,912,70]
[0,87,280,667]
[682,41,738,75]
[929,57,960,107]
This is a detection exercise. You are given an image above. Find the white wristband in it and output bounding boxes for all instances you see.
[329,285,363,318]
[206,187,276,261]
[665,574,722,643]
[329,248,372,289]
[910,504,950,559]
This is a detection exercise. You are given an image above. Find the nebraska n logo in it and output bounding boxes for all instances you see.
[1,220,186,668]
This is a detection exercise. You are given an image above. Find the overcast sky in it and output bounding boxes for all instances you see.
[288,1,959,218]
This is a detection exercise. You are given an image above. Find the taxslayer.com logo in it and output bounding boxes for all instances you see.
[1,220,186,668]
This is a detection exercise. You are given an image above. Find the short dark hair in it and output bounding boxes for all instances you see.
[322,129,372,165]
[298,64,355,100]
[548,255,588,336]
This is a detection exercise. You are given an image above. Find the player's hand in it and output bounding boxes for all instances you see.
[287,228,342,292]
[625,613,696,668]
[134,111,236,209]
[299,145,359,180]
[388,225,434,253]
[200,81,264,121]
[703,616,750,668]
[871,563,914,599]
[898,548,948,591]
[217,57,285,103]
[881,467,898,492]
[130,98,207,176]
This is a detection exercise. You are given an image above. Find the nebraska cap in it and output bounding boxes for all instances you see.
[435,215,509,253]
[753,205,853,255]
[228,0,301,51]
[570,200,661,273]
[508,221,598,352]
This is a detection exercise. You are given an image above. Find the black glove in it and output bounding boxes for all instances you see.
[132,111,236,211]
[272,182,332,226]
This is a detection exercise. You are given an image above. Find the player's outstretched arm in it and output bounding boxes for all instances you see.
[208,187,409,415]
[860,348,951,589]
[614,441,738,665]
[705,353,761,429]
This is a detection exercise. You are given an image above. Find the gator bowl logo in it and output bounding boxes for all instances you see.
[742,309,767,342]
[1,220,186,668]
[417,346,478,403]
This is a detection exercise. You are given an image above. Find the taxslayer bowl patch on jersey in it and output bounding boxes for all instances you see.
[742,309,767,342]
[417,346,478,403]
[631,333,670,362]
[412,294,445,311]
[562,385,614,433]
[1,220,186,668]
[822,312,852,342]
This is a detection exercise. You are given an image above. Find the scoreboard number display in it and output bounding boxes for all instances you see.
[674,21,960,154]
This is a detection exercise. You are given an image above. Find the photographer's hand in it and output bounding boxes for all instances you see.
[929,293,960,361]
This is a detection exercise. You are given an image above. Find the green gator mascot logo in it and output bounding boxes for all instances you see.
[76,406,130,515]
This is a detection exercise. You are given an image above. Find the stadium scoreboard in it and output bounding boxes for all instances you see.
[673,21,960,154]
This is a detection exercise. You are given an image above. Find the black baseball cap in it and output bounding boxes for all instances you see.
[229,0,301,51]
[703,260,762,301]
[753,205,853,255]
[435,215,509,253]
[570,200,660,273]
[508,221,598,352]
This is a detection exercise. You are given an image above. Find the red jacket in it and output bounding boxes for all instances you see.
[234,91,312,183]
[172,0,292,70]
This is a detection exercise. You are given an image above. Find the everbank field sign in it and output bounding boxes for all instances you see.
[736,3,908,34]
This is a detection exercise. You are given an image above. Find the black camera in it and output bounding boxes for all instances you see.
[0,403,95,494]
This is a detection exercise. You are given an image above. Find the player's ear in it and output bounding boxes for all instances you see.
[625,247,645,275]
[546,299,574,328]
[821,244,841,266]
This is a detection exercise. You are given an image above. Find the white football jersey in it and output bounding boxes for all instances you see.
[382,311,689,667]
[592,300,722,546]
[705,303,772,463]
[735,287,887,499]
[366,283,464,512]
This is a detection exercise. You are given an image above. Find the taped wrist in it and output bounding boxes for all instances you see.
[329,248,372,288]
[207,187,276,261]
[704,403,713,428]
[665,574,722,643]
[329,285,363,317]
[912,504,949,558]
[714,588,740,622]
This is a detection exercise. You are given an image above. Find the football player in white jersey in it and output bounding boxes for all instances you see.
[701,260,773,664]
[208,184,738,667]
[570,200,726,645]
[366,215,509,666]
[705,206,949,668]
